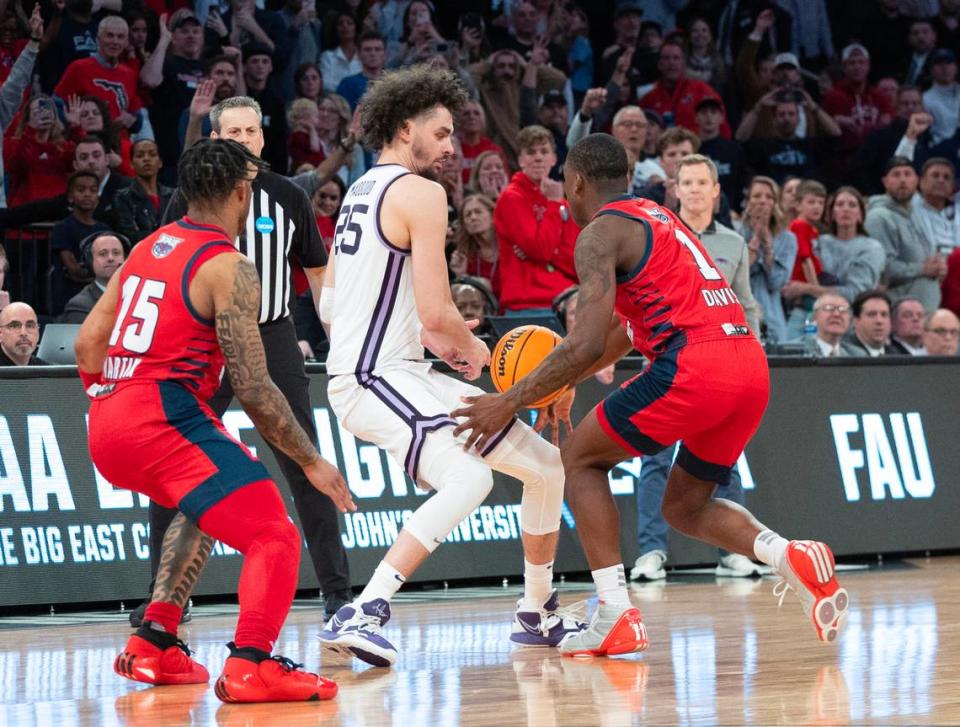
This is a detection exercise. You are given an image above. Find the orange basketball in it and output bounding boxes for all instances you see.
[491,325,567,408]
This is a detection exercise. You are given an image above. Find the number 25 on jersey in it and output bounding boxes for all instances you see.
[334,204,367,255]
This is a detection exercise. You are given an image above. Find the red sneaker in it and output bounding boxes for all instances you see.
[557,603,648,657]
[114,633,209,685]
[215,650,338,703]
[774,540,849,642]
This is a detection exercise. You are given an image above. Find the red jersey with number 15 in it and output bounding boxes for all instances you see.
[595,197,751,360]
[100,218,237,402]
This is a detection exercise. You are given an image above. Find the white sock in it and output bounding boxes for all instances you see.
[753,530,789,571]
[357,561,406,604]
[592,564,631,608]
[521,559,554,609]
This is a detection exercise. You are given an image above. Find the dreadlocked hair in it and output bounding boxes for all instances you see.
[360,64,469,150]
[177,139,270,206]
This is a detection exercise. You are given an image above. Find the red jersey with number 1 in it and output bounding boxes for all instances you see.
[100,217,237,402]
[595,197,751,360]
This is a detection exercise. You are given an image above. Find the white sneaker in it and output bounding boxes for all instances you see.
[629,550,666,581]
[715,553,770,577]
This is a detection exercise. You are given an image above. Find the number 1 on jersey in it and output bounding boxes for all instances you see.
[675,228,722,281]
[108,274,167,354]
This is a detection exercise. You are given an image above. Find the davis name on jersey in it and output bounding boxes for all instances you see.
[596,197,750,360]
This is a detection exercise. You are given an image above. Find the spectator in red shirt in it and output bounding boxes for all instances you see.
[0,12,28,86]
[4,94,75,205]
[783,179,827,338]
[458,99,507,185]
[468,149,510,201]
[123,11,150,76]
[64,95,133,177]
[822,44,893,173]
[943,247,960,317]
[494,124,579,314]
[449,193,500,298]
[288,98,325,170]
[54,16,149,139]
[788,179,826,286]
[291,174,344,311]
[312,175,346,252]
[638,39,731,139]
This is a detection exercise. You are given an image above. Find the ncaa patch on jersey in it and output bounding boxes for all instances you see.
[255,216,275,234]
[152,233,184,258]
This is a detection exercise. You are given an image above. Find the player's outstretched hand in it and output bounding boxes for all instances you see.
[304,458,356,513]
[452,393,516,452]
[533,388,575,446]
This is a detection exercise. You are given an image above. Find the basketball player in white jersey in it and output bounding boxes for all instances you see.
[318,66,584,666]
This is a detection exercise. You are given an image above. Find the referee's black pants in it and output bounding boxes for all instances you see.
[145,316,352,597]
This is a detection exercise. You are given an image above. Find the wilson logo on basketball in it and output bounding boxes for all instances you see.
[490,325,567,408]
[495,330,525,379]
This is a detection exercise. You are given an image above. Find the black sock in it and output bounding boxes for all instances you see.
[135,623,177,649]
[226,641,271,663]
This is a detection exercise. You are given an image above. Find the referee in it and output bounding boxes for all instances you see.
[132,95,353,624]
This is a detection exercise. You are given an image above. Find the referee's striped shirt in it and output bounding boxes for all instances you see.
[164,170,327,323]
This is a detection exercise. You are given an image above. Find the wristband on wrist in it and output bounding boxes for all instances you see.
[78,368,103,396]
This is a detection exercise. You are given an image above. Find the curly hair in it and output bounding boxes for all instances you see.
[178,138,269,206]
[360,65,468,150]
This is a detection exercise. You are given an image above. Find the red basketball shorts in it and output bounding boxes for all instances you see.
[88,381,271,522]
[597,337,770,484]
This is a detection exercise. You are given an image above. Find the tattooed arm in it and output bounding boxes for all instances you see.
[195,252,356,512]
[501,216,631,409]
[452,214,643,450]
[212,254,322,466]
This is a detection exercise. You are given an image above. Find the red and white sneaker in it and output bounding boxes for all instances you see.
[215,643,338,703]
[114,631,209,685]
[774,540,849,642]
[557,602,648,657]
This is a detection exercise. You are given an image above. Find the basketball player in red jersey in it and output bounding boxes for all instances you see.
[76,138,356,701]
[454,133,848,656]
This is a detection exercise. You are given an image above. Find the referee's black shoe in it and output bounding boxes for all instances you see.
[129,600,192,627]
[323,590,353,619]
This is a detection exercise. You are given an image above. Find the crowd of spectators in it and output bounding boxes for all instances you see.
[1,0,959,369]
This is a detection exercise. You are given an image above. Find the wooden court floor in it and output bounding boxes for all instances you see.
[1,556,959,726]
